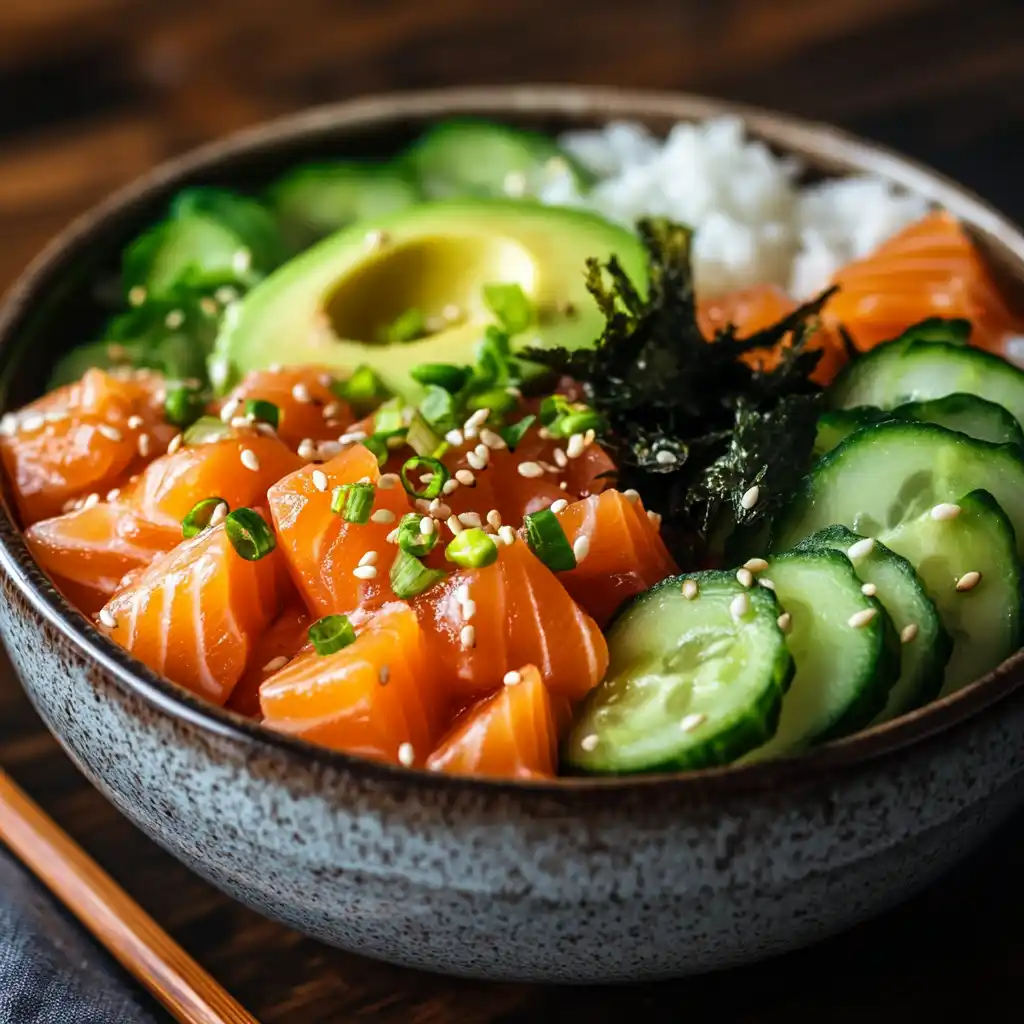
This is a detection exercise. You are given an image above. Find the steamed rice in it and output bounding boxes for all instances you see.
[537,117,931,301]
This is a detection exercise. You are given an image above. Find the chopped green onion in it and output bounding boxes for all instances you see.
[500,414,535,450]
[244,398,280,429]
[372,397,407,435]
[308,614,357,656]
[418,384,457,434]
[400,456,450,500]
[483,282,533,334]
[183,414,232,446]
[538,394,604,438]
[410,363,471,392]
[474,326,516,387]
[384,307,427,344]
[333,365,389,409]
[465,387,517,417]
[539,394,572,426]
[164,384,206,427]
[406,413,445,457]
[445,528,498,569]
[181,497,228,538]
[224,508,276,560]
[390,548,447,599]
[523,509,577,571]
[330,482,375,523]
[397,513,439,557]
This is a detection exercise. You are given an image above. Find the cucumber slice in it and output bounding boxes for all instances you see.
[892,393,1024,447]
[796,526,951,721]
[564,572,792,774]
[878,489,1022,696]
[813,407,893,458]
[890,317,972,346]
[743,548,899,760]
[266,162,422,251]
[830,336,1024,429]
[404,119,593,200]
[773,421,1024,561]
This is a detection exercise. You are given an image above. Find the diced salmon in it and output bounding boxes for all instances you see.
[416,534,608,702]
[25,501,181,615]
[98,512,283,705]
[425,664,558,780]
[259,601,447,765]
[267,444,411,617]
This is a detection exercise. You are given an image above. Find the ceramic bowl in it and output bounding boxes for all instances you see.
[1,87,1023,984]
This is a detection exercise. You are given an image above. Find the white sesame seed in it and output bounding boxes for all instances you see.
[263,655,288,673]
[353,565,378,580]
[137,433,151,458]
[457,512,482,529]
[682,580,699,600]
[200,296,218,316]
[459,624,476,650]
[486,509,503,529]
[323,402,341,419]
[312,469,328,492]
[680,713,706,732]
[455,469,476,487]
[503,670,522,686]
[442,478,460,495]
[208,503,228,527]
[580,734,599,752]
[549,499,568,514]
[480,428,505,450]
[466,451,487,471]
[454,583,470,604]
[105,488,121,501]
[498,525,516,546]
[740,485,760,511]
[318,373,334,388]
[81,493,99,510]
[215,286,238,305]
[505,385,522,399]
[560,481,569,490]
[551,447,568,468]
[730,593,750,620]
[474,442,490,463]
[930,502,962,522]
[538,426,551,440]
[292,382,313,404]
[97,424,122,442]
[239,448,260,472]
[622,489,640,504]
[847,537,875,562]
[297,439,317,460]
[573,535,590,562]
[900,623,919,644]
[428,498,450,516]
[386,528,400,544]
[0,414,16,436]
[848,608,877,629]
[269,364,282,373]
[21,414,44,432]
[956,570,982,592]
[339,430,368,444]
[776,612,792,633]
[861,582,878,597]
[743,558,769,573]
[219,397,241,423]
[98,607,117,629]
[647,510,662,528]
[465,408,489,431]
[379,665,390,685]
[232,248,252,274]
[759,578,776,591]
[517,461,544,478]
[447,513,465,535]
[736,568,754,588]
[230,416,250,429]
[461,599,477,620]
[127,286,147,307]
[414,498,433,513]
[164,309,185,330]
[419,516,435,536]
[127,415,144,430]
[655,450,677,465]
[371,509,395,524]
[397,742,415,767]
[358,550,378,567]
[445,429,465,446]
[378,473,400,489]
[583,429,596,447]
[566,433,585,459]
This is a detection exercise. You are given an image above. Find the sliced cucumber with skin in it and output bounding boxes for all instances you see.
[773,421,1024,561]
[879,489,1022,696]
[813,407,893,458]
[564,572,793,774]
[796,526,951,721]
[892,393,1024,447]
[404,119,593,200]
[743,548,899,761]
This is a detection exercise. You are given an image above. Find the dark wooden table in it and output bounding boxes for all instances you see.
[1,0,1023,1019]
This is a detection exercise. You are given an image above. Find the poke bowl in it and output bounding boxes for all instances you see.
[1,85,1024,984]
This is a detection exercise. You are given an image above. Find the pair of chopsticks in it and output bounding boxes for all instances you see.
[0,767,260,1024]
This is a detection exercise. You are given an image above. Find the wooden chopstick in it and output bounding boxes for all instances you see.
[0,767,260,1024]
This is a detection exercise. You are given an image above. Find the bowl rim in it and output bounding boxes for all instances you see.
[2,83,1024,799]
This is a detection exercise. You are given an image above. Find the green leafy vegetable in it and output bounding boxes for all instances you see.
[483,282,533,334]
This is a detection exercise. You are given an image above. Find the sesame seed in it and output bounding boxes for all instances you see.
[847,537,875,562]
[269,364,282,373]
[105,488,121,501]
[459,624,476,650]
[428,497,449,515]
[297,439,317,460]
[655,449,677,465]
[379,665,390,686]
[164,309,185,330]
[680,713,706,732]
[220,397,241,423]
[480,428,505,450]
[447,515,464,535]
[215,286,238,305]
[137,434,151,457]
[353,565,378,580]
[200,296,219,316]
[486,509,503,529]
[461,599,477,620]
[566,433,585,459]
[414,498,433,513]
[549,499,568,514]
[900,623,919,644]
[573,535,591,562]
[730,593,750,620]
[623,489,640,504]
[0,414,15,436]
[386,528,400,544]
[848,608,877,629]
[318,373,334,388]
[81,493,100,510]
[230,416,250,429]
[743,558,769,573]
[127,415,144,430]
[21,414,44,432]
[292,382,313,404]
[378,473,400,490]
[861,582,878,597]
[323,402,342,419]
[312,469,328,492]
[358,550,378,567]
[759,578,776,591]
[127,286,147,307]
[682,579,699,600]
[538,426,551,440]
[505,385,522,399]
[647,510,662,528]
[445,429,465,446]
[560,481,569,490]
[740,485,760,510]
[442,303,463,322]
[517,461,544,478]
[454,583,469,604]
[736,568,754,588]
[538,460,561,475]
[442,478,460,495]
[419,516,435,536]
[339,430,368,444]
[98,608,117,629]
[503,670,522,686]
[580,734,599,752]
[583,429,596,447]
[930,502,962,522]
[465,408,490,431]
[455,469,476,487]
[232,248,252,274]
[498,525,516,546]
[208,503,228,527]
[371,509,396,524]
[365,229,390,250]
[397,742,415,767]
[776,612,792,633]
[466,451,487,471]
[263,655,288,673]
[239,448,260,472]
[97,424,123,442]
[956,570,982,592]
[455,513,481,530]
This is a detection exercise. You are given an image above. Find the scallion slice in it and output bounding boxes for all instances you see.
[418,384,457,434]
[500,414,535,450]
[465,386,517,417]
[224,508,276,560]
[400,456,449,500]
[183,414,232,446]
[372,397,407,435]
[397,513,438,557]
[308,614,357,656]
[445,528,498,569]
[405,413,445,457]
[483,282,533,334]
[523,508,577,571]
[164,384,206,428]
[410,363,471,392]
[181,497,228,538]
[244,398,279,429]
[330,482,375,523]
[390,548,446,599]
[333,365,389,409]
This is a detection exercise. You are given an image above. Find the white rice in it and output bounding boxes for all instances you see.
[537,116,931,300]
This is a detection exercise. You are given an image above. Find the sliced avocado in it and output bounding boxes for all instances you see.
[209,198,647,397]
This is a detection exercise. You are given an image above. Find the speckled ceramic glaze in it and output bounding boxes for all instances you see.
[2,88,1024,984]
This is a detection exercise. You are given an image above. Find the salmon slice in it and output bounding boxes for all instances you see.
[823,211,1021,352]
[25,501,181,615]
[217,366,353,451]
[698,283,848,385]
[0,368,176,525]
[98,512,283,705]
[227,603,312,719]
[416,533,608,702]
[552,489,678,628]
[259,601,447,765]
[267,444,411,617]
[125,427,303,530]
[425,664,558,780]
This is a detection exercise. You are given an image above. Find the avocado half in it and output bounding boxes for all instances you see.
[209,198,647,397]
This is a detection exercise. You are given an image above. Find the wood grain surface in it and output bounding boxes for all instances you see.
[1,0,1023,1020]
